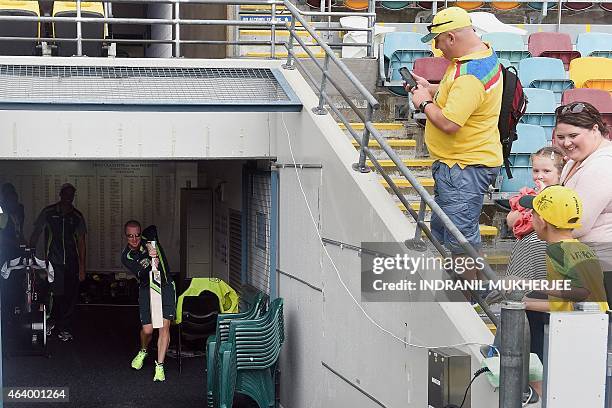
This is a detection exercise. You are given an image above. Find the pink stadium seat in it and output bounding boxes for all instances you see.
[562,88,612,131]
[412,57,450,84]
[601,3,612,11]
[528,32,581,70]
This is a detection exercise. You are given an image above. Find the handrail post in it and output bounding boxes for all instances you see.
[271,3,277,59]
[282,12,297,70]
[366,0,375,58]
[413,197,427,239]
[174,0,181,57]
[352,104,373,173]
[76,0,82,56]
[312,53,330,115]
[500,301,526,408]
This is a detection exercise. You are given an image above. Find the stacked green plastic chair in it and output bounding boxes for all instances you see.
[216,298,285,408]
[206,292,268,407]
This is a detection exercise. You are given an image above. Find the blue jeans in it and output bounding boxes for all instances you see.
[430,161,499,255]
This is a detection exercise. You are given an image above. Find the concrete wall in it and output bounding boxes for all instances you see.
[274,64,498,407]
[197,159,247,282]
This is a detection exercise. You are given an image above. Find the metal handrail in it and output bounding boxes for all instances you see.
[0,0,376,57]
[281,0,501,326]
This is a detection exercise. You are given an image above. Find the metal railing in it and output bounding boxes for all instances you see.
[0,0,506,324]
[0,0,376,58]
[279,0,502,326]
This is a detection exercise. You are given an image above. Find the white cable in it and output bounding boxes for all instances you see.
[522,386,534,407]
[280,113,488,350]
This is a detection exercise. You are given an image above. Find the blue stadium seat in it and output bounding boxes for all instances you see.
[518,57,574,104]
[498,58,512,68]
[381,32,433,96]
[482,32,530,67]
[500,124,547,193]
[527,1,557,9]
[576,32,612,58]
[520,88,556,140]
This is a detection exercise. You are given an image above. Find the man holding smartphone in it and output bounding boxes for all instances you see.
[405,7,503,281]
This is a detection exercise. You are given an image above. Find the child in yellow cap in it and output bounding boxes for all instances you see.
[519,185,608,313]
[519,185,608,396]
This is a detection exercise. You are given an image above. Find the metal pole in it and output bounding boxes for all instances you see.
[312,53,330,115]
[606,311,612,408]
[271,3,277,58]
[282,17,297,69]
[353,104,373,173]
[366,0,375,58]
[174,0,181,57]
[500,301,526,408]
[76,0,83,56]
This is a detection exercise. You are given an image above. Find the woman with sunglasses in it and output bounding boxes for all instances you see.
[554,101,612,305]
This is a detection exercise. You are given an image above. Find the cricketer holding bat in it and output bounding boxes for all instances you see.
[121,220,176,382]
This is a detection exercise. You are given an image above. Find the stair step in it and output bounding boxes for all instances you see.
[239,29,313,39]
[340,122,405,131]
[351,139,416,149]
[245,51,327,58]
[367,159,435,168]
[380,178,434,188]
[395,203,498,238]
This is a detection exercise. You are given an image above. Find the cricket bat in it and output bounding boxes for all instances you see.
[149,241,163,329]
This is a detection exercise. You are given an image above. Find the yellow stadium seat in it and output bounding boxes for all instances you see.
[53,1,105,57]
[0,0,40,55]
[491,1,521,10]
[569,57,612,91]
[455,1,484,10]
[344,0,369,10]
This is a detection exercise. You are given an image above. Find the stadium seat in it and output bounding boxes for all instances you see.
[381,0,410,9]
[412,57,450,84]
[491,2,520,10]
[569,57,612,91]
[455,1,484,10]
[564,1,592,10]
[518,57,574,104]
[0,0,40,56]
[521,88,557,140]
[528,32,580,70]
[53,1,105,57]
[600,2,612,11]
[380,32,433,96]
[562,88,612,129]
[344,0,369,10]
[576,32,612,59]
[417,1,444,9]
[481,32,529,67]
[500,124,547,193]
[527,1,557,10]
[498,58,512,68]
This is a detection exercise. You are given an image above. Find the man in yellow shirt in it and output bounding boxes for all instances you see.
[409,7,503,278]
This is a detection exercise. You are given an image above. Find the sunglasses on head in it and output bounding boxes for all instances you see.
[427,20,453,33]
[556,102,586,116]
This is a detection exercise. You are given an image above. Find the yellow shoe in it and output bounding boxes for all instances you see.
[154,362,165,382]
[131,350,147,370]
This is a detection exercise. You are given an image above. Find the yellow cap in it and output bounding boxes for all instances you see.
[421,7,473,43]
[519,185,583,229]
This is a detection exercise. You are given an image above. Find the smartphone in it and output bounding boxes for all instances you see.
[399,67,417,90]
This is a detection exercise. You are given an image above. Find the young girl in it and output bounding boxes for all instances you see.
[505,146,566,283]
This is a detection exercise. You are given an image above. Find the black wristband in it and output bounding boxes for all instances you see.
[419,100,434,111]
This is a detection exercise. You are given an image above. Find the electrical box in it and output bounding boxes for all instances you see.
[428,347,471,408]
[543,312,608,408]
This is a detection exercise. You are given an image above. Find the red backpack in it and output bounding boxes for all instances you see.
[498,64,528,178]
